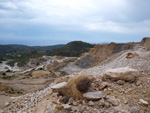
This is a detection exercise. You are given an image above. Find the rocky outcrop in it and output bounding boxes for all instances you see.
[141,37,150,50]
[75,42,135,68]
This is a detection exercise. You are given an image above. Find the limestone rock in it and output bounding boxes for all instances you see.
[102,67,139,82]
[99,82,108,90]
[106,95,119,106]
[88,101,94,106]
[99,98,105,106]
[130,106,141,113]
[83,91,106,100]
[62,104,71,110]
[116,80,125,85]
[0,110,4,113]
[139,99,149,105]
[71,106,79,112]
[51,82,67,89]
[73,101,78,106]
[68,97,74,105]
[5,102,10,107]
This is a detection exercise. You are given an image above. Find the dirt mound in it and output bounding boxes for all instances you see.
[75,42,135,68]
[31,70,51,78]
[0,83,12,92]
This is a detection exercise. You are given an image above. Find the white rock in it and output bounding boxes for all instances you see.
[140,99,149,105]
[106,95,119,106]
[88,101,94,106]
[99,82,108,90]
[103,67,139,82]
[0,110,4,113]
[51,82,67,89]
[62,104,71,110]
[5,102,10,107]
[99,98,105,106]
[83,91,106,100]
[71,106,79,112]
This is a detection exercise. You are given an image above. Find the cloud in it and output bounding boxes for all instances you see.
[0,0,150,45]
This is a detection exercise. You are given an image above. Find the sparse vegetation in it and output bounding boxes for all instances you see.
[2,75,15,80]
[58,75,92,99]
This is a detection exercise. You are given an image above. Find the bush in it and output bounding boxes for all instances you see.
[58,75,93,99]
[2,72,6,75]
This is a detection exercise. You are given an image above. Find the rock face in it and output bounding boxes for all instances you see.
[141,37,150,50]
[102,67,139,82]
[83,91,106,100]
[75,42,135,68]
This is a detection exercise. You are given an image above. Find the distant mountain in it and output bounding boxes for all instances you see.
[32,44,64,51]
[46,41,94,57]
[0,44,38,54]
[92,42,109,45]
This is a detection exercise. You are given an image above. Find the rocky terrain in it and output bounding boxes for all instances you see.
[0,37,150,113]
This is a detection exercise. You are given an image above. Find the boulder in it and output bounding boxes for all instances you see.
[51,82,67,89]
[83,91,106,100]
[102,67,139,82]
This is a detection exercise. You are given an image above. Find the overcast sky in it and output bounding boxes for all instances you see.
[0,0,150,45]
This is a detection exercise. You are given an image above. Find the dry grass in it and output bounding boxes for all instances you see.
[59,75,93,99]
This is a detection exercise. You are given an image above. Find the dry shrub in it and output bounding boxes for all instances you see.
[76,78,91,93]
[59,75,93,99]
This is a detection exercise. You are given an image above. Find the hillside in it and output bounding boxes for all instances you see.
[0,41,94,66]
[32,44,64,51]
[46,41,94,57]
[75,42,137,68]
[0,45,40,63]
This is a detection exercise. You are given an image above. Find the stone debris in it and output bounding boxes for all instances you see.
[116,80,125,85]
[139,99,149,105]
[106,95,119,106]
[62,104,71,110]
[99,82,108,90]
[51,82,67,89]
[83,91,106,100]
[0,110,4,113]
[88,101,94,106]
[4,102,10,107]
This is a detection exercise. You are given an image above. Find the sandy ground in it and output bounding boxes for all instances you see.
[0,95,11,109]
[0,77,53,109]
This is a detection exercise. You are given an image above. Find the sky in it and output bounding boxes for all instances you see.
[0,0,150,46]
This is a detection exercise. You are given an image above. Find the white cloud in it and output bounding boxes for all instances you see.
[0,0,150,37]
